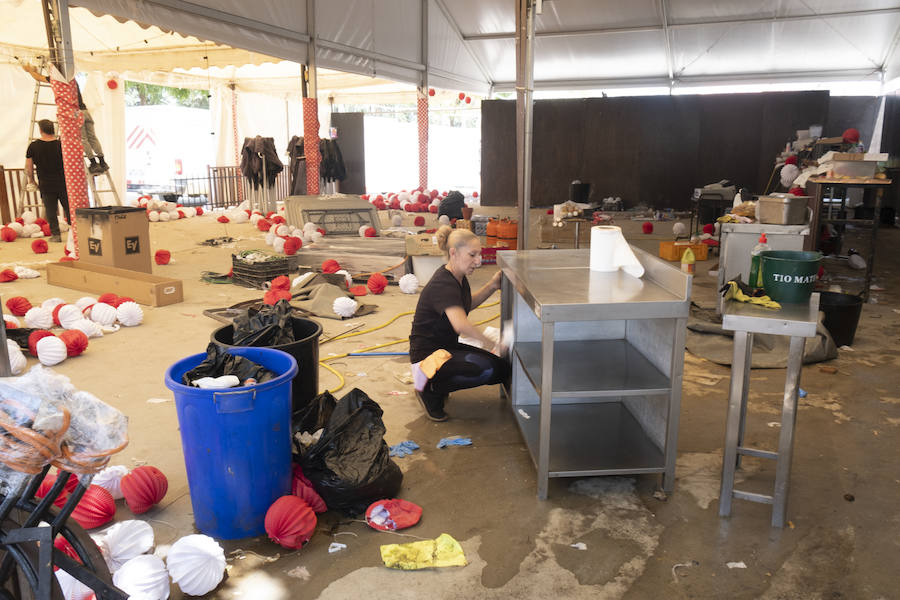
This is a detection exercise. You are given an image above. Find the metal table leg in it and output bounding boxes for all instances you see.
[735,332,753,468]
[771,335,806,527]
[536,321,554,500]
[719,330,752,517]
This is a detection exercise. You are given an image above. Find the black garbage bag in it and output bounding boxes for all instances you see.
[296,388,402,515]
[5,328,38,351]
[181,343,277,386]
[292,391,336,441]
[438,191,465,220]
[233,299,295,346]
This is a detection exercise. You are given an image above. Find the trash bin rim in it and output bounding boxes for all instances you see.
[211,316,323,350]
[163,347,298,396]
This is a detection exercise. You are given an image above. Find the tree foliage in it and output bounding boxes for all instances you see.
[125,81,210,109]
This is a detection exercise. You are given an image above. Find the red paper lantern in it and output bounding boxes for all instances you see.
[264,495,317,549]
[364,227,376,237]
[106,78,118,90]
[28,330,55,357]
[365,498,423,531]
[98,293,118,305]
[842,128,860,144]
[217,215,229,223]
[41,223,51,237]
[270,275,291,291]
[59,330,89,357]
[59,256,75,262]
[257,218,272,231]
[283,237,302,255]
[34,218,48,226]
[0,269,18,282]
[52,304,69,326]
[789,187,805,196]
[428,88,435,96]
[293,483,327,514]
[316,228,326,236]
[349,285,368,297]
[413,216,425,226]
[367,272,388,294]
[54,535,82,569]
[642,221,654,234]
[4,319,17,329]
[0,227,17,242]
[271,215,286,225]
[71,485,115,529]
[195,207,204,216]
[31,239,48,254]
[472,191,478,198]
[120,466,168,514]
[784,155,798,166]
[458,92,465,100]
[113,296,134,307]
[465,96,472,104]
[177,210,185,219]
[702,223,715,235]
[263,289,292,305]
[322,259,341,274]
[154,250,171,265]
[292,464,313,488]
[36,474,73,508]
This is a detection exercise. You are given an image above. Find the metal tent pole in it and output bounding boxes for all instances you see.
[515,0,537,249]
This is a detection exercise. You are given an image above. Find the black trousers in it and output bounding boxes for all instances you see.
[427,343,510,396]
[40,188,71,237]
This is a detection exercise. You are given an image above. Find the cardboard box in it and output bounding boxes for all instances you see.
[76,207,151,273]
[539,214,591,246]
[659,241,709,262]
[405,233,443,256]
[47,261,183,306]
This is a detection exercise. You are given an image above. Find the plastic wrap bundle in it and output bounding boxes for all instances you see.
[0,366,128,488]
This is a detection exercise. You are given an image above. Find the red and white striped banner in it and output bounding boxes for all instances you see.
[417,93,428,190]
[303,97,320,195]
[49,77,87,257]
[232,87,243,202]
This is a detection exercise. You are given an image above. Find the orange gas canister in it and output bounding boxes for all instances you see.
[486,218,499,247]
[496,219,518,249]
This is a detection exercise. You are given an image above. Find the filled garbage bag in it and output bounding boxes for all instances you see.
[181,343,277,386]
[295,388,402,515]
[438,191,465,220]
[232,300,295,347]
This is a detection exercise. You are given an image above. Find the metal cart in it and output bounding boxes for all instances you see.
[498,248,691,499]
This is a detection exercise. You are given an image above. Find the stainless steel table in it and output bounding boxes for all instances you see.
[718,295,819,527]
[498,248,692,499]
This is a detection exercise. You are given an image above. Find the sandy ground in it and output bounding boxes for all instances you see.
[1,207,898,599]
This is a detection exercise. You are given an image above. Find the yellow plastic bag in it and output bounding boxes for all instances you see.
[380,533,467,570]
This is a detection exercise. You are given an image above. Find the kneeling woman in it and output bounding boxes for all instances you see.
[409,226,509,421]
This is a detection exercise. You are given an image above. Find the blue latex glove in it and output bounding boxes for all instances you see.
[437,436,472,449]
[798,388,807,398]
[389,440,420,457]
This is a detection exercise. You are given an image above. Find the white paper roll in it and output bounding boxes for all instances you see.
[589,225,645,278]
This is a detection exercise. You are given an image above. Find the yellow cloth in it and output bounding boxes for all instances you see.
[722,281,781,309]
[420,349,452,378]
[380,533,467,570]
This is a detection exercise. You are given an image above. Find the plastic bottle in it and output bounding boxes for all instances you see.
[748,233,770,288]
[681,247,696,274]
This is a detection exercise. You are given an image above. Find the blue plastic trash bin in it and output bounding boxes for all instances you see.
[164,346,298,540]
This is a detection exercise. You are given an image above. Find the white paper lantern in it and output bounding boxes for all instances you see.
[431,198,441,207]
[148,211,160,222]
[438,215,450,225]
[41,297,66,310]
[36,336,66,366]
[398,273,419,294]
[57,305,83,330]
[334,269,353,287]
[14,266,40,279]
[168,210,180,221]
[265,231,276,246]
[112,555,170,600]
[90,302,118,326]
[333,296,358,318]
[3,314,20,327]
[74,296,97,311]
[780,164,800,188]
[55,569,94,600]
[116,302,144,327]
[391,214,403,227]
[229,210,249,224]
[310,231,323,243]
[302,222,318,234]
[30,231,44,238]
[102,520,155,572]
[22,210,36,224]
[59,219,70,232]
[275,224,289,237]
[272,237,286,254]
[167,534,226,596]
[22,223,39,236]
[183,206,197,218]
[24,307,53,329]
[397,191,411,204]
[358,225,369,237]
[92,464,128,498]
[249,213,262,225]
[5,340,26,376]
[158,211,170,222]
[8,222,23,235]
[672,222,687,237]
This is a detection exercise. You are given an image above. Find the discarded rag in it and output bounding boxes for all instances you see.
[411,349,452,391]
[437,436,472,449]
[389,440,420,458]
[720,280,781,310]
[380,533,467,570]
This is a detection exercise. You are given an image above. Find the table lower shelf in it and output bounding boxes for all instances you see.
[513,401,666,477]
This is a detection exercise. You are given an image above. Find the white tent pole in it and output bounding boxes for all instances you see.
[515,0,536,249]
[41,0,75,79]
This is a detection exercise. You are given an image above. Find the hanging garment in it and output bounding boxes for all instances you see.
[240,136,284,190]
[287,135,307,195]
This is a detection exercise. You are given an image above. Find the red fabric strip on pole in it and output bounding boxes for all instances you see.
[303,97,320,194]
[49,78,87,258]
[417,93,429,190]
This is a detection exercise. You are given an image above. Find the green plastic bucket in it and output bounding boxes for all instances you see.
[760,250,822,303]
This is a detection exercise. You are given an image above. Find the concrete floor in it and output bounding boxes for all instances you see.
[2,209,898,599]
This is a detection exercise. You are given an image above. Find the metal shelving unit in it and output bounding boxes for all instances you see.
[498,248,691,499]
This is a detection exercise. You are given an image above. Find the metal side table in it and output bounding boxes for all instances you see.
[718,294,819,527]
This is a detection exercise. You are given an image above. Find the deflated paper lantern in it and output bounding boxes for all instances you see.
[56,305,83,329]
[70,318,103,339]
[101,520,155,572]
[5,340,25,375]
[264,496,317,549]
[154,250,171,265]
[7,296,32,316]
[117,302,144,327]
[398,273,419,294]
[1,227,16,242]
[367,272,388,295]
[293,481,327,513]
[349,285,367,296]
[59,330,89,357]
[167,534,226,596]
[0,269,18,282]
[332,296,357,318]
[112,554,170,600]
[55,569,93,600]
[121,466,168,514]
[93,464,128,499]
[71,485,116,529]
[217,215,229,223]
[37,335,67,366]
[91,303,118,326]
[31,239,48,253]
[334,269,353,288]
[25,307,54,329]
[322,259,340,274]
[365,498,423,531]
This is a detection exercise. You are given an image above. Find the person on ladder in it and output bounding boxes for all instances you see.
[22,63,108,174]
[25,119,70,242]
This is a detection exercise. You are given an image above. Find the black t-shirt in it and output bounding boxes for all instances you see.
[25,139,66,192]
[409,266,472,363]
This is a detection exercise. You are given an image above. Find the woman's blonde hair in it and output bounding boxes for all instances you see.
[436,225,479,258]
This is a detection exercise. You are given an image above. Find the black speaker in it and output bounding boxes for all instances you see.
[569,181,591,203]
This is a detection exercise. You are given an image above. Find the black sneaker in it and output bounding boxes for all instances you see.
[416,390,448,422]
[88,162,102,174]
